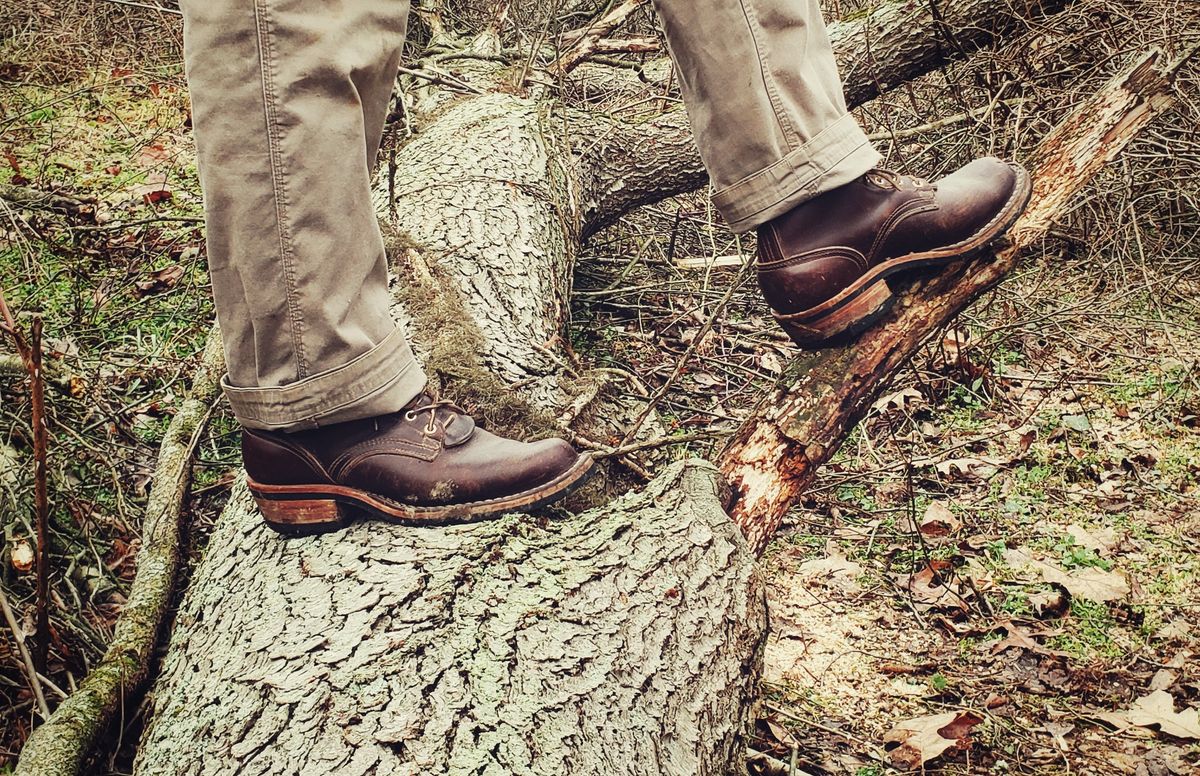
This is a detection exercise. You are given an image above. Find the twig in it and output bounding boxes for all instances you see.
[864,98,1029,142]
[30,316,49,675]
[0,290,51,674]
[619,239,754,445]
[0,584,50,719]
[15,326,225,776]
[550,0,649,76]
[97,0,181,15]
[0,184,94,215]
[396,66,484,95]
[590,431,725,459]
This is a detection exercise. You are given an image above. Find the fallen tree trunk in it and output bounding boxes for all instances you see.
[129,47,1186,776]
[135,462,764,776]
[40,1,1168,774]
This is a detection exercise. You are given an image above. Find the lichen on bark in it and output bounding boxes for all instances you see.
[135,461,765,776]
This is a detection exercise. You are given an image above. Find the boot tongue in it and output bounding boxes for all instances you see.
[441,413,475,447]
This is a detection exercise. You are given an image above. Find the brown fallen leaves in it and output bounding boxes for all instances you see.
[883,709,984,770]
[1095,691,1200,740]
[1003,548,1130,603]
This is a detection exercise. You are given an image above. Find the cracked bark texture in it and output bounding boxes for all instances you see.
[379,93,578,405]
[135,461,764,776]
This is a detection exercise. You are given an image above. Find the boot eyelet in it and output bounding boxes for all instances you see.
[404,411,416,422]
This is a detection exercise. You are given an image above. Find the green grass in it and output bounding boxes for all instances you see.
[1050,598,1123,660]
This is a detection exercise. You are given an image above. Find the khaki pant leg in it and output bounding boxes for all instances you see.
[652,0,882,232]
[179,0,426,430]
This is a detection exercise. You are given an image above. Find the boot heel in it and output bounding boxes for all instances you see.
[778,279,895,348]
[252,494,351,537]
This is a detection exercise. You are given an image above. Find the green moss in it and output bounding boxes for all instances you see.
[383,226,560,441]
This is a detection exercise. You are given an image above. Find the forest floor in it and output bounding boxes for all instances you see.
[572,193,1200,775]
[2,7,1199,776]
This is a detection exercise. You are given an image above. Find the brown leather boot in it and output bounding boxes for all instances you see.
[241,395,594,535]
[757,157,1032,347]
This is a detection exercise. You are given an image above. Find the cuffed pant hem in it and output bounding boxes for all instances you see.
[222,327,427,431]
[713,113,883,233]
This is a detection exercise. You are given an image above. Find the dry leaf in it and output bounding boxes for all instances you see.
[1154,620,1194,644]
[935,456,1003,480]
[883,710,984,770]
[131,180,173,204]
[1095,691,1200,739]
[919,502,961,539]
[136,264,185,296]
[898,560,968,613]
[758,350,784,375]
[872,387,922,413]
[1043,565,1129,603]
[990,621,1071,658]
[1064,523,1117,555]
[1003,549,1129,602]
[1150,669,1177,692]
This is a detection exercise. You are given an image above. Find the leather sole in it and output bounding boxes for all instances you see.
[775,163,1033,348]
[249,454,597,537]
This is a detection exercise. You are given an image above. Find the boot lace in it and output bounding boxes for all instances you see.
[403,396,463,436]
[865,168,933,191]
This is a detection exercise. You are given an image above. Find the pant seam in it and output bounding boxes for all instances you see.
[229,357,418,428]
[222,327,426,429]
[738,0,799,150]
[253,0,308,379]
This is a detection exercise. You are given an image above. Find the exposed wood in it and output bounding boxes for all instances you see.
[719,48,1192,557]
[14,327,224,776]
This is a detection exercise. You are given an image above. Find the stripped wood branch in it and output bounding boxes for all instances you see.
[0,291,51,675]
[718,47,1192,556]
[30,316,48,676]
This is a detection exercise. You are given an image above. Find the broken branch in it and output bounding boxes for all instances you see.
[719,47,1192,556]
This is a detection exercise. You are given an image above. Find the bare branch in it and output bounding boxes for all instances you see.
[551,0,649,76]
[718,47,1191,556]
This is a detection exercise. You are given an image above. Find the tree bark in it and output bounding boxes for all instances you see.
[135,461,765,776]
[125,5,1188,776]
